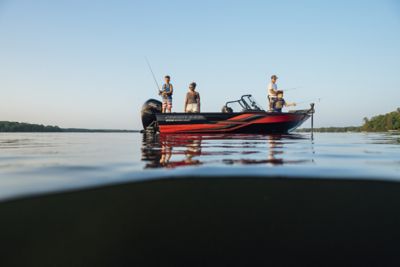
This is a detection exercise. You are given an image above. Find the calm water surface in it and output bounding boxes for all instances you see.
[0,132,399,200]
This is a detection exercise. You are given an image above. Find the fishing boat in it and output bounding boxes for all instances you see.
[141,94,314,134]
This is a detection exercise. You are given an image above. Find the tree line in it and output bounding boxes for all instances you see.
[298,108,400,133]
[0,121,62,132]
[0,121,136,132]
[361,108,400,132]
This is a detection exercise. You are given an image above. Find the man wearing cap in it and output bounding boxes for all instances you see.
[268,75,279,111]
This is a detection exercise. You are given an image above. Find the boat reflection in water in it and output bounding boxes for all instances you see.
[141,133,312,168]
[142,134,202,168]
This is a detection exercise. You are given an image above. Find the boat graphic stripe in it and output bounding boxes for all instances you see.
[158,115,307,133]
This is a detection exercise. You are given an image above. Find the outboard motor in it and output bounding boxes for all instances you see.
[141,99,162,130]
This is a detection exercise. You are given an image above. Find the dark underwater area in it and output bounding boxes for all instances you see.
[1,176,400,266]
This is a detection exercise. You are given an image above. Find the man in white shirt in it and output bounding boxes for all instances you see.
[268,75,279,110]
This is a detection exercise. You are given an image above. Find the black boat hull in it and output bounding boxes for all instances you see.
[155,111,312,134]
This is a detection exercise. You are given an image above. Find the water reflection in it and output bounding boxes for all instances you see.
[141,133,312,169]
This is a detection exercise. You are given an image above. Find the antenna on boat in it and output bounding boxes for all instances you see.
[310,103,315,140]
[145,57,161,92]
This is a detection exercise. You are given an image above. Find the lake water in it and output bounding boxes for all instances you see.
[0,132,399,201]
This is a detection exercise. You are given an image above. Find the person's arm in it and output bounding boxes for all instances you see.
[284,102,296,107]
[168,84,173,96]
[184,93,188,112]
[267,83,272,95]
[267,83,277,96]
[197,93,201,112]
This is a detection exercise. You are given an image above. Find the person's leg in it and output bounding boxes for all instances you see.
[188,104,197,113]
[268,96,271,110]
[193,104,199,113]
[162,99,167,113]
[269,96,277,111]
[268,96,272,111]
[167,98,172,113]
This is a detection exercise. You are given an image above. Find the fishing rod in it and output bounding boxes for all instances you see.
[296,98,321,105]
[283,87,302,92]
[145,57,161,93]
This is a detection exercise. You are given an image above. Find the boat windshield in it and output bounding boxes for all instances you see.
[224,94,264,112]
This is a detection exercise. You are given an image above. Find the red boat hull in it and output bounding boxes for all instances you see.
[156,112,311,134]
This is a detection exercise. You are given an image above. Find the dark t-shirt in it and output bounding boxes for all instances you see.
[186,91,200,104]
[273,99,286,112]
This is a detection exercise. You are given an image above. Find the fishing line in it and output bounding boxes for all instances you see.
[145,57,161,92]
[283,86,302,92]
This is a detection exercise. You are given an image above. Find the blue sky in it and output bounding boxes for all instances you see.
[1,0,399,129]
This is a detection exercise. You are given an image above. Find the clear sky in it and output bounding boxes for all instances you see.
[1,0,399,129]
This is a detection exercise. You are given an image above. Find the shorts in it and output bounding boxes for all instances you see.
[186,103,199,113]
[162,97,172,109]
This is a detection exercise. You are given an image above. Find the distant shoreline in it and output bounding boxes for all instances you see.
[0,121,138,133]
[296,127,362,133]
[298,108,400,133]
[1,130,139,133]
[62,129,139,133]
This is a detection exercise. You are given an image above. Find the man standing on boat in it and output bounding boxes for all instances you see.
[159,75,173,113]
[268,75,279,111]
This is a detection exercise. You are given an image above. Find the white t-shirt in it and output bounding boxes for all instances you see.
[268,82,278,97]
